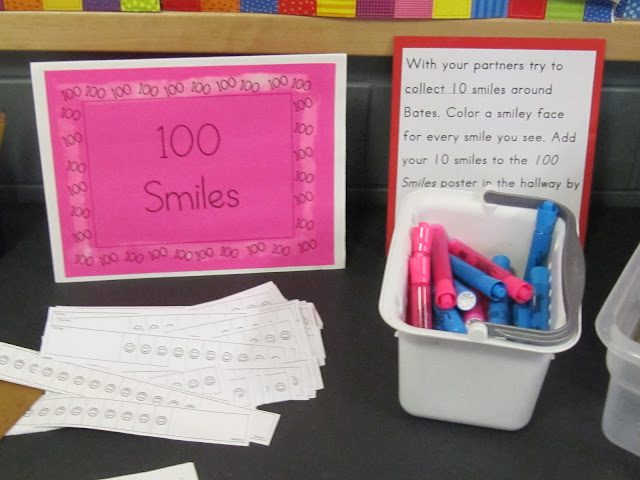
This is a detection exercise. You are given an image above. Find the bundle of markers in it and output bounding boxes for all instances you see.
[407,200,558,333]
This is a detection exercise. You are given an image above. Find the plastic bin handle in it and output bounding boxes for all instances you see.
[481,190,585,346]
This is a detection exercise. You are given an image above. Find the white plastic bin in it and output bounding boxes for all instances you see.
[596,243,640,457]
[379,190,584,430]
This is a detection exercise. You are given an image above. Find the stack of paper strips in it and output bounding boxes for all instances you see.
[0,282,325,446]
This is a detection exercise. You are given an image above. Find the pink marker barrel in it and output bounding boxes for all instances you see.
[408,255,432,328]
[463,298,486,324]
[430,225,457,310]
[449,238,533,304]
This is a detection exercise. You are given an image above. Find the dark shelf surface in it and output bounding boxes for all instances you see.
[0,202,639,479]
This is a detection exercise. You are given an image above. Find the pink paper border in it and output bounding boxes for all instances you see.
[44,62,337,277]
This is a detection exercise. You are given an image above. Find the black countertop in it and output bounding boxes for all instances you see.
[0,202,639,479]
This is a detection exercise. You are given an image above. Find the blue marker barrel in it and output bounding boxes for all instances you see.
[513,302,532,328]
[524,200,558,281]
[530,266,551,330]
[433,304,467,334]
[450,255,507,301]
[487,255,512,325]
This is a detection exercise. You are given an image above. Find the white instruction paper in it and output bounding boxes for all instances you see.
[388,37,605,239]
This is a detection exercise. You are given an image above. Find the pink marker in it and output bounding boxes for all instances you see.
[449,238,533,304]
[430,225,457,310]
[411,222,432,256]
[408,255,432,328]
[463,300,486,325]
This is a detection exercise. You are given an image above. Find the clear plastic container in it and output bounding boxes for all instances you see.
[596,242,640,457]
[379,189,584,430]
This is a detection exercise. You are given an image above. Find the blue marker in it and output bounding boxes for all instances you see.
[433,304,467,334]
[492,255,513,273]
[524,200,558,281]
[487,255,512,325]
[449,255,507,301]
[529,266,551,330]
[513,302,532,328]
[512,243,533,328]
[453,279,477,311]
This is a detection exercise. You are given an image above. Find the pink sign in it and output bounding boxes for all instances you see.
[32,56,346,282]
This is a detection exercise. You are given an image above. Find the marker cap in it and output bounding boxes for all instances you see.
[471,274,507,301]
[434,279,457,309]
[503,276,534,304]
[529,265,550,286]
[491,255,512,271]
[491,254,533,304]
[536,201,559,235]
[457,291,477,311]
[454,279,477,311]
